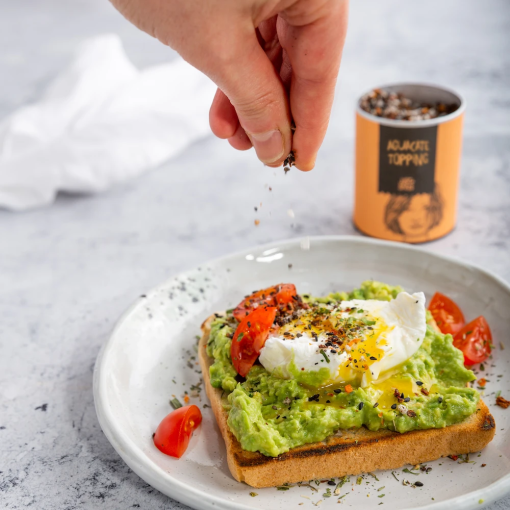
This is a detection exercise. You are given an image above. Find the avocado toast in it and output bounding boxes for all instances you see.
[198,282,495,487]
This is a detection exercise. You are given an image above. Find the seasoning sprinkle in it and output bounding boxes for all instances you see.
[358,402,364,410]
[283,150,295,174]
[334,476,349,495]
[170,397,183,409]
[496,395,510,409]
[320,349,330,363]
[360,88,458,121]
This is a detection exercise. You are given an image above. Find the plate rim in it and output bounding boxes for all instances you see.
[93,235,510,510]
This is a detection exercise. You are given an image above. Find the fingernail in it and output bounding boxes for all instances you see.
[248,130,284,164]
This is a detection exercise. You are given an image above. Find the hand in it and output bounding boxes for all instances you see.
[111,0,349,170]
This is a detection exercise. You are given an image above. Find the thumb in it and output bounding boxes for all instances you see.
[214,33,292,166]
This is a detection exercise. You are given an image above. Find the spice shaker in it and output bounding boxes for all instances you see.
[354,83,465,243]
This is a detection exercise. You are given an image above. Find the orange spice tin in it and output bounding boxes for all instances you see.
[354,83,465,243]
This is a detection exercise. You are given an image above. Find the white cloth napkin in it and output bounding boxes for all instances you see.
[0,34,216,211]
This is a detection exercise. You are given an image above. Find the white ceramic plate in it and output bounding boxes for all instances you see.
[93,236,510,510]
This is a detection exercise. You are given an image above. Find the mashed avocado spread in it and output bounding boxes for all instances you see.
[206,281,479,457]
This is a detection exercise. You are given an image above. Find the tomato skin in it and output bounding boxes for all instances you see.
[428,292,465,335]
[233,284,296,321]
[153,405,202,458]
[453,316,492,366]
[231,306,277,377]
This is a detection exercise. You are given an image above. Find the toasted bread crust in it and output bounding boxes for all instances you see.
[198,314,496,488]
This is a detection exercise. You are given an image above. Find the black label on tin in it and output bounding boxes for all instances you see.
[378,125,437,194]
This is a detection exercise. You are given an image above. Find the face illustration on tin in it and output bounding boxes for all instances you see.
[385,188,443,239]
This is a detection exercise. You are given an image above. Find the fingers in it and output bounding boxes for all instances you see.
[210,88,253,150]
[228,123,253,151]
[213,30,292,167]
[280,0,349,171]
[209,88,238,139]
[210,18,287,161]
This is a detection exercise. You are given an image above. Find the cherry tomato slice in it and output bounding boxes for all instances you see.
[233,284,296,321]
[231,306,277,377]
[453,316,492,366]
[428,292,465,336]
[153,405,202,458]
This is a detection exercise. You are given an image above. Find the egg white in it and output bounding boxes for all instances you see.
[258,291,427,386]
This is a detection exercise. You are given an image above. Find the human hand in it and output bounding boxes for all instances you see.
[111,0,348,170]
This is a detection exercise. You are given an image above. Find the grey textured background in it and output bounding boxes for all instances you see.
[1,0,509,509]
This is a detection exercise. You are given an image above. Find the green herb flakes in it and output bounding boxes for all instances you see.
[334,476,349,495]
[320,349,330,363]
[170,397,182,409]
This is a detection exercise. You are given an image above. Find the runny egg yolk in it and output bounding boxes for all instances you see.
[371,379,439,408]
[259,292,429,410]
[337,320,388,381]
[278,312,335,337]
[307,377,437,409]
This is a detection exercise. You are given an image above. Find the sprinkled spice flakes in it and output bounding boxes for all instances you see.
[275,301,382,365]
[496,395,510,409]
[283,150,296,174]
[360,88,458,121]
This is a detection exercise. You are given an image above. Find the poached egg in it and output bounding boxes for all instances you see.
[258,291,427,388]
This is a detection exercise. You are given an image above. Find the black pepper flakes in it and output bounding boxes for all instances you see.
[358,402,364,410]
[391,404,397,410]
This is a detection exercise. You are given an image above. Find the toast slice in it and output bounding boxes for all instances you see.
[198,314,496,488]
